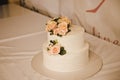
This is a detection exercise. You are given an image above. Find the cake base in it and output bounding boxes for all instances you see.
[31,51,103,80]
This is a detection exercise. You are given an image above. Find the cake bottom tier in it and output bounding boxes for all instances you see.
[43,43,89,72]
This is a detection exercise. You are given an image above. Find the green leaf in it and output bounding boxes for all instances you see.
[57,34,62,37]
[50,40,58,45]
[53,17,60,22]
[68,29,71,33]
[47,47,50,51]
[59,47,66,55]
[49,30,53,35]
[68,24,70,28]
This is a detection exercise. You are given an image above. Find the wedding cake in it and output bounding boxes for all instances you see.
[43,17,89,72]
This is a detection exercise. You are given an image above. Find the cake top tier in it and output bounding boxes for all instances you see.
[46,16,71,37]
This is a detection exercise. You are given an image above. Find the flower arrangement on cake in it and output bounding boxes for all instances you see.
[47,40,66,55]
[46,16,71,37]
[45,16,72,55]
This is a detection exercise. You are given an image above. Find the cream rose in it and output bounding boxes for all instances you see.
[58,16,71,24]
[53,28,59,35]
[57,22,68,36]
[46,21,57,31]
[50,44,60,55]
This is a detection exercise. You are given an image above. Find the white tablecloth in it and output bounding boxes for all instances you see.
[0,4,120,80]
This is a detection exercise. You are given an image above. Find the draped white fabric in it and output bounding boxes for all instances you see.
[0,32,120,80]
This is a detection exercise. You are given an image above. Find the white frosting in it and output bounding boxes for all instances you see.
[43,43,89,72]
[43,25,90,72]
[47,25,85,53]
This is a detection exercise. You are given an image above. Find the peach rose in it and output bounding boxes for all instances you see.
[50,44,60,55]
[46,21,57,31]
[53,28,59,35]
[58,22,68,36]
[58,16,71,24]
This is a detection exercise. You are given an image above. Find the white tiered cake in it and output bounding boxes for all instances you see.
[43,17,90,72]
